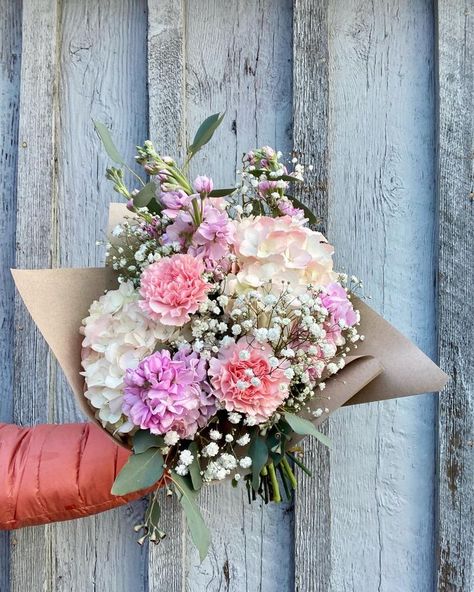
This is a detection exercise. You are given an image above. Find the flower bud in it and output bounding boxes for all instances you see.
[193,175,213,195]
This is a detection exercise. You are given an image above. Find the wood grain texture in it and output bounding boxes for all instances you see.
[327,2,438,591]
[0,0,21,588]
[292,2,332,591]
[146,3,187,588]
[184,2,294,590]
[51,1,149,591]
[436,2,474,591]
[10,1,60,590]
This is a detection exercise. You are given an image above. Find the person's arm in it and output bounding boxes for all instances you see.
[0,422,147,529]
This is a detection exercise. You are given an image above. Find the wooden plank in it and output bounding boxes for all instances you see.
[326,2,438,590]
[10,1,60,590]
[292,2,332,591]
[51,1,150,590]
[0,0,22,588]
[183,2,294,590]
[146,2,187,589]
[436,1,474,590]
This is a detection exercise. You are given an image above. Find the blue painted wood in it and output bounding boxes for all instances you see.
[0,0,21,589]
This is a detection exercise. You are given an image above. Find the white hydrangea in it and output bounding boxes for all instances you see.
[81,282,175,433]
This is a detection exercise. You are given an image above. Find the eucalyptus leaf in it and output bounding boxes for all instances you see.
[187,112,225,158]
[287,195,318,225]
[111,448,164,496]
[145,496,161,531]
[188,441,202,491]
[133,430,164,454]
[248,433,268,491]
[133,181,156,208]
[172,473,211,562]
[93,120,125,164]
[208,187,236,198]
[278,174,303,183]
[283,412,331,448]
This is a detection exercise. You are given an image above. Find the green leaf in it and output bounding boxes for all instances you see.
[111,448,164,496]
[208,187,236,198]
[248,433,268,491]
[283,412,331,448]
[278,174,303,183]
[188,442,202,491]
[187,112,225,158]
[287,195,318,225]
[93,120,125,164]
[172,473,211,562]
[133,430,164,454]
[133,181,156,208]
[145,495,161,531]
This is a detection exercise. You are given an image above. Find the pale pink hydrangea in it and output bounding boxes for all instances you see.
[320,283,358,327]
[139,254,209,326]
[232,215,336,292]
[208,338,291,423]
[122,349,216,438]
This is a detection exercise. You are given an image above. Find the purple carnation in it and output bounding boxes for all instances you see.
[122,349,216,439]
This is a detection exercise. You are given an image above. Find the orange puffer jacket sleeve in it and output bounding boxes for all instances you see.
[0,422,148,530]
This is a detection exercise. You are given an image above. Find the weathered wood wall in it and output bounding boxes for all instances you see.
[0,1,471,591]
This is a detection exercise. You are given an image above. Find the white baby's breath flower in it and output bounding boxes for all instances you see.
[209,430,222,441]
[175,465,189,476]
[228,412,242,424]
[164,431,180,446]
[236,433,250,446]
[202,442,219,457]
[239,456,252,469]
[179,450,194,466]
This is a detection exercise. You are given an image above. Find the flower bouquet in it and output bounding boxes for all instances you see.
[12,114,447,560]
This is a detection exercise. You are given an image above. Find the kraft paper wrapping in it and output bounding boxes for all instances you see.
[12,204,448,448]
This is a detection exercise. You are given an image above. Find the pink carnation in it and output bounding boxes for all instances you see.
[208,338,290,423]
[320,283,358,327]
[122,349,216,438]
[139,254,209,326]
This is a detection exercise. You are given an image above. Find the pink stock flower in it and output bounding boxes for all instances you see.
[277,199,304,218]
[320,283,358,327]
[193,176,214,195]
[160,189,192,218]
[139,254,209,326]
[189,205,235,270]
[162,210,194,247]
[208,338,290,423]
[257,180,278,197]
[122,349,216,438]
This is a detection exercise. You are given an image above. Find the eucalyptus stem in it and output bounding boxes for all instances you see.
[281,457,297,490]
[286,452,313,477]
[267,462,281,503]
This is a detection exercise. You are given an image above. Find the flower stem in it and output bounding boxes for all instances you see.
[286,452,312,477]
[281,457,297,489]
[267,462,281,503]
